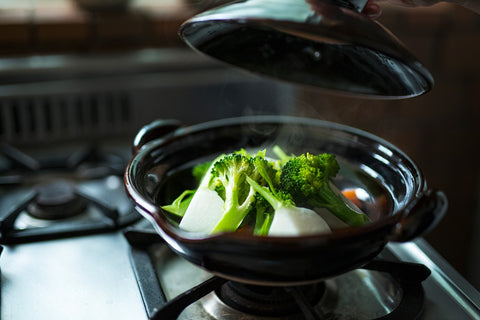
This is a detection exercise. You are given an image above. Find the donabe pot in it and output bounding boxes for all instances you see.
[124,116,446,285]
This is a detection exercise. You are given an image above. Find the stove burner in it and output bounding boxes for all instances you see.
[125,229,432,320]
[0,143,141,243]
[27,180,87,220]
[217,282,325,317]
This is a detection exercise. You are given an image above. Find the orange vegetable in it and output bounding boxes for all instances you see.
[341,189,362,209]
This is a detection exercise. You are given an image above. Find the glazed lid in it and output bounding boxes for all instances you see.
[179,0,433,99]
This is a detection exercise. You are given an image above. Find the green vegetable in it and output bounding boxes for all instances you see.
[252,193,274,236]
[161,189,195,217]
[246,172,331,236]
[272,145,292,164]
[245,155,302,221]
[169,147,368,236]
[280,153,370,226]
[209,152,269,233]
[246,176,295,213]
[192,161,213,183]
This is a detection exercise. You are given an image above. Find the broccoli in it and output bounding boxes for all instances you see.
[246,156,329,236]
[280,153,370,226]
[246,175,295,212]
[252,193,274,236]
[246,174,330,236]
[209,153,268,233]
[272,145,292,164]
[161,189,195,218]
[244,151,278,236]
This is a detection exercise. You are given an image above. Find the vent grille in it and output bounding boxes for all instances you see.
[0,91,133,145]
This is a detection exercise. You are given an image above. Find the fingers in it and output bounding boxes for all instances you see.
[362,1,383,18]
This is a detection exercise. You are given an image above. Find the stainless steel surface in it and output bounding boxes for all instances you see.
[388,239,480,320]
[1,233,145,320]
[130,230,480,320]
[11,175,131,229]
[146,238,405,320]
[3,224,479,319]
[179,0,433,98]
[200,271,402,319]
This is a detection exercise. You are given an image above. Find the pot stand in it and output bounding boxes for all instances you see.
[125,229,430,320]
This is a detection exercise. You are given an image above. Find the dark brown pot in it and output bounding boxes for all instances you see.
[124,116,446,285]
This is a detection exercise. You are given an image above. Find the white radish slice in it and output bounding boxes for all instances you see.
[179,187,224,233]
[268,206,331,236]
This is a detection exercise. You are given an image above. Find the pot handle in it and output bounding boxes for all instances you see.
[132,119,182,154]
[388,189,448,242]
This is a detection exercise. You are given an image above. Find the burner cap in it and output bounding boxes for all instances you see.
[27,180,87,220]
[216,281,325,317]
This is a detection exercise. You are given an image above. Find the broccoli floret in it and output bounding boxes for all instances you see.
[209,153,267,233]
[246,174,331,236]
[280,153,370,226]
[245,155,303,218]
[246,176,295,214]
[252,193,274,236]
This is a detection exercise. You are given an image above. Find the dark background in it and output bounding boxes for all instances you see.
[294,3,480,289]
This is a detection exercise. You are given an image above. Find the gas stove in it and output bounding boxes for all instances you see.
[123,224,480,320]
[1,143,479,320]
[125,227,428,320]
[0,48,479,320]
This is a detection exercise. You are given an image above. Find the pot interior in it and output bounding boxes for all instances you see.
[132,117,423,238]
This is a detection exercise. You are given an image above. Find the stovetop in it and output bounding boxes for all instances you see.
[0,142,479,320]
[123,223,480,320]
[1,222,479,320]
[125,226,430,320]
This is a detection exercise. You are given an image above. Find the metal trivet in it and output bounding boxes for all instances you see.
[125,229,431,320]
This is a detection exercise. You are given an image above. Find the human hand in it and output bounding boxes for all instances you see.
[362,0,480,17]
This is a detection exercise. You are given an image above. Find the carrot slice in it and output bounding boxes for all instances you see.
[341,189,362,209]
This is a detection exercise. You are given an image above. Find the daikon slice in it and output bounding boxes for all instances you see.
[179,187,224,233]
[268,206,331,236]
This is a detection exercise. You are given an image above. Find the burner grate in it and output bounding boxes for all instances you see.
[0,143,140,243]
[125,229,431,320]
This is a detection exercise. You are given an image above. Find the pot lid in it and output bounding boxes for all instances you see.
[179,0,433,99]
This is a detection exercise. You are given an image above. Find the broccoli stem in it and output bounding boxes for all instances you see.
[254,211,273,236]
[211,183,256,233]
[272,145,291,162]
[311,184,369,226]
[161,189,195,217]
[246,176,281,211]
